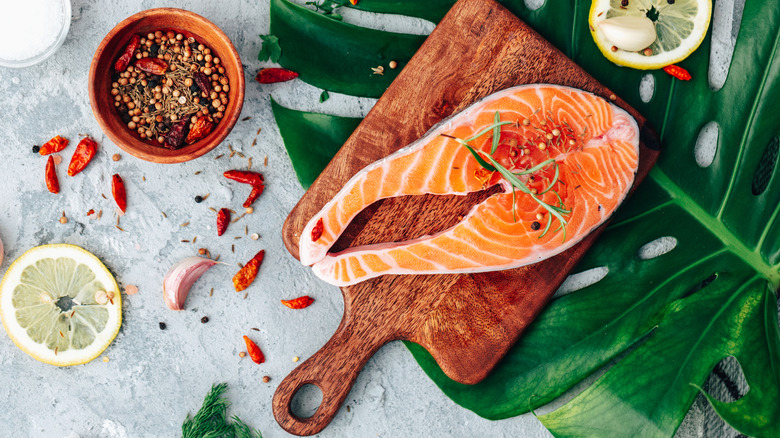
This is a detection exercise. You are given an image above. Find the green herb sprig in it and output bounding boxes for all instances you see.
[442,111,571,241]
[182,383,262,438]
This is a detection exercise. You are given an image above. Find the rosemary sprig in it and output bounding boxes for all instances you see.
[182,383,262,438]
[441,112,571,241]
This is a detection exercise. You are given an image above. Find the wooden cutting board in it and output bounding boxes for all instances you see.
[273,0,660,435]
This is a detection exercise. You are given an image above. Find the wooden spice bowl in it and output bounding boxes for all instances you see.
[89,8,245,163]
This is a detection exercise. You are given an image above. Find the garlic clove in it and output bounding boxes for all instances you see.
[162,256,221,311]
[598,16,657,52]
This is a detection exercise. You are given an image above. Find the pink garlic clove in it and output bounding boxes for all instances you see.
[162,257,220,310]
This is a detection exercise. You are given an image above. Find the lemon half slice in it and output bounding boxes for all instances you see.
[0,244,121,366]
[590,0,712,69]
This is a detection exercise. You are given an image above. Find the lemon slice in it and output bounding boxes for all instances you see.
[589,0,712,70]
[0,244,121,366]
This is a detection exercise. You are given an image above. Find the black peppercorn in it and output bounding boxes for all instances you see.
[531,221,541,231]
[159,322,167,330]
[201,316,209,324]
[667,0,675,3]
[621,0,628,5]
[32,145,40,154]
[194,195,203,203]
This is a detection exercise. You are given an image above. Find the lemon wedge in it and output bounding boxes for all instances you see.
[589,0,712,70]
[0,244,121,366]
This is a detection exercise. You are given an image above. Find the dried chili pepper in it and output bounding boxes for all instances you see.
[112,174,127,213]
[193,71,211,95]
[281,296,314,309]
[349,0,358,4]
[185,116,215,144]
[223,170,264,186]
[45,155,59,194]
[243,185,265,208]
[114,34,140,72]
[67,137,98,176]
[135,57,169,75]
[164,119,189,149]
[39,135,69,156]
[255,68,299,84]
[233,250,265,292]
[243,335,265,364]
[311,218,324,242]
[663,64,691,81]
[217,208,230,236]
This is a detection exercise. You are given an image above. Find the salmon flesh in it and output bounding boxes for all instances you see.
[300,84,640,286]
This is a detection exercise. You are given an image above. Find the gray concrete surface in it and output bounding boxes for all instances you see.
[0,0,747,437]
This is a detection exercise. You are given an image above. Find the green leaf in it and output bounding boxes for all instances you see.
[258,34,281,63]
[271,98,361,188]
[319,90,330,103]
[344,0,456,23]
[267,0,780,435]
[270,0,427,98]
[182,383,262,438]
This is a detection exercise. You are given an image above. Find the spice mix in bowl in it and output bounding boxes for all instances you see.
[90,9,245,163]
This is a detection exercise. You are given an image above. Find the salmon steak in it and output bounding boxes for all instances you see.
[300,84,640,287]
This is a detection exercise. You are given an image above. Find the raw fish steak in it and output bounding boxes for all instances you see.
[300,84,640,286]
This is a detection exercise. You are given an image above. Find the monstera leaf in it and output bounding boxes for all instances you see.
[268,0,780,435]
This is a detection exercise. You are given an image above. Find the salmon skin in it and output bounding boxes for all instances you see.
[300,84,640,287]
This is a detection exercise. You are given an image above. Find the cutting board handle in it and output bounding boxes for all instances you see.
[272,310,389,436]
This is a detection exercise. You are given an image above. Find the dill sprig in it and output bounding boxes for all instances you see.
[442,111,572,241]
[182,383,262,438]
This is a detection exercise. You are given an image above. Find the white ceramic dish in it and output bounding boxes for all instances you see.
[0,0,71,68]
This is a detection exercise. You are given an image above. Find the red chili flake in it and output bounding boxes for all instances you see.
[185,116,215,144]
[349,0,358,4]
[135,57,169,75]
[281,296,314,309]
[223,170,264,186]
[663,64,692,81]
[86,209,95,216]
[39,135,69,156]
[194,71,211,95]
[67,137,98,176]
[164,119,189,150]
[243,184,264,208]
[111,174,127,213]
[217,208,230,236]
[243,335,265,364]
[45,156,59,194]
[311,218,324,242]
[233,250,265,292]
[255,68,299,84]
[114,34,140,72]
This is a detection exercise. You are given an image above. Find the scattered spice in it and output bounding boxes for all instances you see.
[67,137,98,176]
[194,195,204,203]
[531,221,541,231]
[32,145,40,154]
[112,174,127,213]
[201,316,209,324]
[58,211,68,224]
[198,248,207,255]
[239,351,246,358]
[256,127,262,136]
[46,156,59,194]
[159,322,167,330]
[371,65,384,75]
[39,135,69,156]
[125,285,139,295]
[250,233,259,241]
[388,60,398,69]
[663,64,692,81]
[255,67,298,84]
[245,207,254,214]
[103,356,110,363]
[180,222,190,227]
[86,209,95,216]
[311,218,324,241]
[217,208,230,236]
[264,156,268,166]
[292,356,299,363]
[243,336,265,364]
[241,116,252,121]
[262,376,271,383]
[112,153,121,161]
[233,250,265,292]
[281,296,314,309]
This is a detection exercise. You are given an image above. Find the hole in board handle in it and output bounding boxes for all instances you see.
[291,383,324,419]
